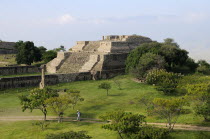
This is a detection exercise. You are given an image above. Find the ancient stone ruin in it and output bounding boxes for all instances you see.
[0,41,17,54]
[46,35,152,75]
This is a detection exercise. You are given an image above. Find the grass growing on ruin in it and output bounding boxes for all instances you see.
[0,73,42,78]
[0,54,16,66]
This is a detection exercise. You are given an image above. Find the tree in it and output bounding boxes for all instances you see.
[100,110,146,139]
[159,45,188,70]
[45,95,72,123]
[53,45,66,52]
[186,83,210,121]
[43,50,57,63]
[197,60,210,75]
[68,90,84,110]
[130,126,170,139]
[133,53,165,79]
[15,41,42,65]
[19,88,59,121]
[38,46,47,60]
[144,97,188,131]
[125,40,189,75]
[146,69,182,95]
[163,38,179,48]
[125,42,162,73]
[98,82,111,96]
[46,131,92,139]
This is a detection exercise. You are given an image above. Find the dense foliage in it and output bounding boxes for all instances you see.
[15,41,41,65]
[19,88,59,121]
[143,97,189,131]
[43,50,57,63]
[125,39,195,77]
[146,69,182,95]
[100,110,146,139]
[46,131,92,139]
[130,126,170,139]
[133,53,165,79]
[186,83,210,121]
[197,60,210,75]
[100,110,170,139]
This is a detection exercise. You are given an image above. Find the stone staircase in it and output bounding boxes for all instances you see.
[83,41,100,51]
[57,52,90,74]
[79,55,99,72]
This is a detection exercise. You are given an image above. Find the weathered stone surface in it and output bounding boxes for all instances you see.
[0,42,17,54]
[0,70,124,90]
[0,66,40,75]
[46,35,152,74]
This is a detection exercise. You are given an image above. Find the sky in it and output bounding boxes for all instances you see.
[0,0,210,62]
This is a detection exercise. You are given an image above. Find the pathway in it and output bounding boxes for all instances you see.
[0,116,210,131]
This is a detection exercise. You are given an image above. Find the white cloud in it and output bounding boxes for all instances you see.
[57,14,76,24]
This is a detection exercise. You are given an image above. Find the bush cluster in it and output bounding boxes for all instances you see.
[146,69,182,95]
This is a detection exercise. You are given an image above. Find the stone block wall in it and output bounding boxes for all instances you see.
[0,42,17,54]
[0,70,125,90]
[0,66,40,75]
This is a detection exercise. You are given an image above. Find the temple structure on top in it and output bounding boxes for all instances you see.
[46,35,153,74]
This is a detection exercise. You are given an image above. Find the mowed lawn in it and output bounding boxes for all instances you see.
[0,121,210,139]
[0,75,208,124]
[0,75,210,138]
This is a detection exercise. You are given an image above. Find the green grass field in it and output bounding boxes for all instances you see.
[0,54,16,66]
[0,75,210,138]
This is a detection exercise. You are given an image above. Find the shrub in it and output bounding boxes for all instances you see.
[130,126,170,139]
[46,131,92,139]
[146,69,182,95]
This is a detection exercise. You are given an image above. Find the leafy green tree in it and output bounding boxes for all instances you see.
[146,69,182,95]
[15,41,42,65]
[130,126,170,139]
[68,90,84,110]
[126,42,162,73]
[147,97,188,131]
[45,95,72,123]
[19,88,58,121]
[98,82,111,96]
[134,52,165,79]
[159,45,188,70]
[163,38,179,48]
[186,83,210,121]
[46,131,92,139]
[126,40,189,75]
[38,46,47,60]
[100,110,146,139]
[53,45,66,52]
[197,60,210,75]
[43,50,57,63]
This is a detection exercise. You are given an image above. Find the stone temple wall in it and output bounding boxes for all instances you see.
[0,70,124,90]
[0,42,17,54]
[0,66,40,76]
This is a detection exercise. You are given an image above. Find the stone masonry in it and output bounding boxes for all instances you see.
[46,35,152,74]
[0,42,17,54]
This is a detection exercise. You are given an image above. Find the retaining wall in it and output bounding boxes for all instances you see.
[0,66,40,75]
[0,69,124,90]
